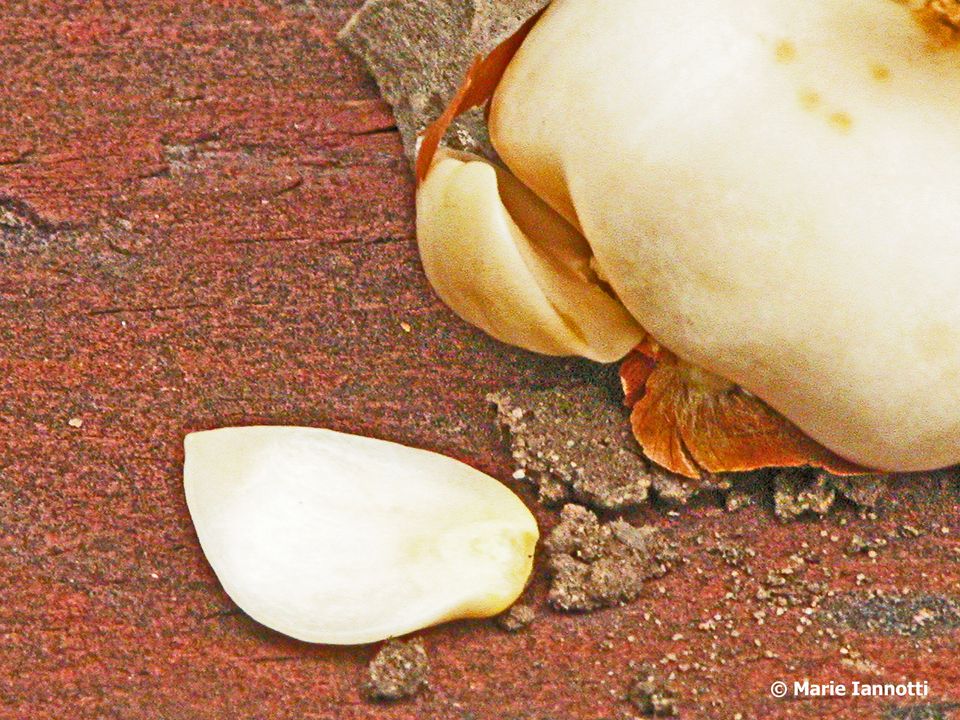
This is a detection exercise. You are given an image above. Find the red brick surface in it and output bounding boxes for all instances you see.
[2,2,960,718]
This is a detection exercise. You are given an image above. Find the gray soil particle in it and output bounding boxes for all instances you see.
[626,670,679,717]
[846,534,889,556]
[831,473,889,508]
[773,469,837,520]
[724,489,756,512]
[495,603,535,632]
[363,638,430,702]
[545,504,675,612]
[885,704,960,720]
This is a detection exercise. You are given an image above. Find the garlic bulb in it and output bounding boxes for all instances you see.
[417,0,960,472]
[184,427,538,645]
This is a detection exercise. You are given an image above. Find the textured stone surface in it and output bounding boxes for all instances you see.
[4,2,960,719]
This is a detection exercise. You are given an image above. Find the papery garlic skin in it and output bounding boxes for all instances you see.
[416,149,644,363]
[184,427,538,645]
[481,0,960,471]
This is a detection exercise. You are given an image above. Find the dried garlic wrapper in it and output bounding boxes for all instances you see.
[184,427,538,645]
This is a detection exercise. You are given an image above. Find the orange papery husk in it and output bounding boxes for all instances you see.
[415,7,547,184]
[620,342,870,480]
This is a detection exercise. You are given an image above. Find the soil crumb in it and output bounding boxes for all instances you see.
[489,382,721,510]
[363,638,430,702]
[773,469,837,520]
[545,504,675,612]
[626,669,679,717]
[831,474,888,508]
[495,603,535,632]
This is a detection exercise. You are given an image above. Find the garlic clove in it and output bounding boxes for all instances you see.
[184,426,538,645]
[416,148,644,363]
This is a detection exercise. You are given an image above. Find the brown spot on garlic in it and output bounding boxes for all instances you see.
[871,63,892,81]
[798,89,821,110]
[774,40,797,63]
[828,111,854,132]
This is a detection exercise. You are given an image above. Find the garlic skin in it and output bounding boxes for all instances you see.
[184,427,538,645]
[421,0,960,471]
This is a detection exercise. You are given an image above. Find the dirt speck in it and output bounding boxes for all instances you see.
[545,504,675,612]
[832,474,888,507]
[773,470,836,520]
[626,669,678,717]
[496,603,535,632]
[363,638,430,702]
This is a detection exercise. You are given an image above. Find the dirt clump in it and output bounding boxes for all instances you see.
[626,669,679,717]
[339,0,547,162]
[496,603,535,632]
[363,638,430,702]
[490,382,721,510]
[545,504,676,612]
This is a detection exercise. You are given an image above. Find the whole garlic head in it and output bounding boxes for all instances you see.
[418,0,960,472]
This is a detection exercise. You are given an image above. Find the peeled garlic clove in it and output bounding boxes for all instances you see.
[416,148,644,363]
[184,426,538,645]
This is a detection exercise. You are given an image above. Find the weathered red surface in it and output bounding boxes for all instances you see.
[2,2,960,719]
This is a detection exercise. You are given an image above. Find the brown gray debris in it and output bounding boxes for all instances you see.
[626,670,679,717]
[822,592,960,638]
[885,703,960,720]
[339,0,548,161]
[773,469,837,520]
[831,473,889,508]
[495,603,535,632]
[363,638,430,702]
[545,504,675,612]
[724,489,756,512]
[489,384,663,510]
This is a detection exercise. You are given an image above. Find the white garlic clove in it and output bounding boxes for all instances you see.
[416,148,644,363]
[184,426,538,645]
